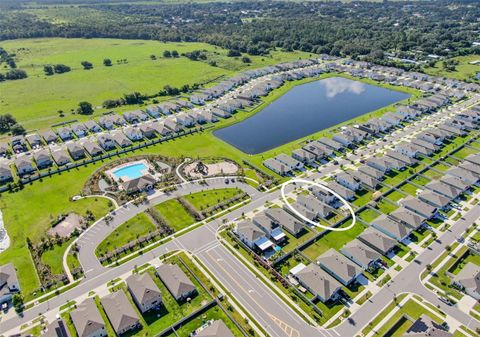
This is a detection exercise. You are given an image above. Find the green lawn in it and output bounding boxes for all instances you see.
[398,182,419,196]
[451,146,479,160]
[154,199,195,232]
[450,251,480,275]
[385,190,406,202]
[376,199,399,215]
[184,188,243,211]
[41,237,75,275]
[421,169,444,180]
[423,54,480,82]
[357,207,380,224]
[352,189,374,207]
[0,38,312,131]
[96,213,157,256]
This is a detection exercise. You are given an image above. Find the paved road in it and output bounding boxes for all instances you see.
[77,177,261,275]
[335,204,480,336]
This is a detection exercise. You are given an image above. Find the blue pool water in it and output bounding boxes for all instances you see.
[214,77,411,154]
[113,163,147,180]
[274,246,282,252]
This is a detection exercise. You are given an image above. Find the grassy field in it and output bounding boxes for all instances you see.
[423,54,480,82]
[96,212,157,256]
[0,38,311,131]
[40,237,75,275]
[154,199,195,232]
[184,188,242,211]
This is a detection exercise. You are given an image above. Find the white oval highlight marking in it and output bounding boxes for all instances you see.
[280,178,356,232]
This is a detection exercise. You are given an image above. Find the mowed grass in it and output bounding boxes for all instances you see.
[423,54,480,81]
[40,237,75,275]
[0,38,311,131]
[184,188,242,211]
[154,199,195,232]
[96,212,157,256]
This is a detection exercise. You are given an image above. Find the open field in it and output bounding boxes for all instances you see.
[154,199,195,232]
[0,38,312,131]
[423,54,480,82]
[184,188,243,211]
[96,212,157,256]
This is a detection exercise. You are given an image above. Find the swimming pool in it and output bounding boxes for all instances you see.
[112,162,148,180]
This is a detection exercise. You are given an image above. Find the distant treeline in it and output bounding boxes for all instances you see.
[0,1,479,60]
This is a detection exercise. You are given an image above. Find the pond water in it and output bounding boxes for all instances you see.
[214,77,411,154]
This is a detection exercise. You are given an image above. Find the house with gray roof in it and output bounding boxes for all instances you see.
[0,161,12,182]
[440,175,470,191]
[309,186,336,205]
[418,190,451,210]
[459,162,480,176]
[252,214,286,243]
[395,143,420,158]
[297,195,334,218]
[411,138,439,152]
[371,214,411,242]
[291,149,316,165]
[389,207,425,230]
[122,174,156,194]
[57,127,73,141]
[316,248,362,286]
[149,121,172,137]
[126,273,162,313]
[317,137,343,151]
[84,120,102,133]
[404,314,453,337]
[196,320,235,337]
[275,154,303,170]
[326,182,355,201]
[340,239,381,270]
[97,134,116,151]
[26,134,43,148]
[70,298,106,337]
[452,262,480,300]
[265,208,304,237]
[350,171,380,189]
[293,263,342,303]
[112,132,132,148]
[358,165,384,180]
[335,172,361,191]
[156,264,197,302]
[399,196,437,219]
[34,150,52,169]
[123,110,148,124]
[82,141,103,157]
[465,154,480,166]
[284,202,317,222]
[139,124,156,139]
[302,143,326,160]
[0,263,20,305]
[235,220,273,252]
[425,181,462,199]
[263,158,292,176]
[358,227,397,255]
[163,118,183,133]
[67,142,86,161]
[14,156,34,176]
[52,149,71,166]
[385,150,418,166]
[42,318,71,337]
[124,127,143,141]
[72,123,88,138]
[446,167,478,185]
[100,291,140,336]
[42,130,58,144]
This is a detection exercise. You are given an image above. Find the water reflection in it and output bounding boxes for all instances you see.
[323,77,366,98]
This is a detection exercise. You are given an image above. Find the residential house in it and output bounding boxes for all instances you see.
[326,182,355,201]
[309,186,336,205]
[25,134,43,148]
[149,121,172,137]
[275,154,303,170]
[297,195,334,218]
[395,143,419,158]
[265,208,305,237]
[465,154,480,166]
[350,171,380,189]
[234,220,274,252]
[34,150,52,169]
[139,124,156,139]
[425,181,462,200]
[42,130,58,144]
[459,162,480,176]
[101,291,140,336]
[263,158,292,176]
[52,149,71,166]
[124,127,143,141]
[301,143,325,160]
[284,202,317,222]
[317,137,343,151]
[70,298,106,337]
[42,318,71,337]
[72,123,88,138]
[82,141,103,157]
[14,156,34,175]
[366,157,395,173]
[156,264,197,301]
[112,132,132,148]
[145,105,162,118]
[252,215,286,243]
[358,227,397,255]
[57,127,73,141]
[97,134,116,151]
[175,112,195,127]
[385,150,418,166]
[332,132,354,147]
[0,263,20,305]
[123,110,148,124]
[371,214,411,242]
[404,314,453,337]
[210,108,231,119]
[0,161,12,182]
[389,207,425,230]
[98,114,125,129]
[452,262,480,300]
[11,136,27,153]
[417,131,444,145]
[126,273,162,313]
[335,172,361,191]
[293,263,342,303]
[291,149,316,165]
[67,143,86,161]
[399,196,437,219]
[411,138,439,153]
[445,167,478,185]
[312,141,333,156]
[316,248,362,286]
[440,175,470,192]
[358,165,384,180]
[122,175,156,194]
[195,320,235,337]
[163,117,182,133]
[84,120,102,133]
[418,190,451,210]
[340,239,381,270]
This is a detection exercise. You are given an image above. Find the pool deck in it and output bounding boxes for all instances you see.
[106,159,152,182]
